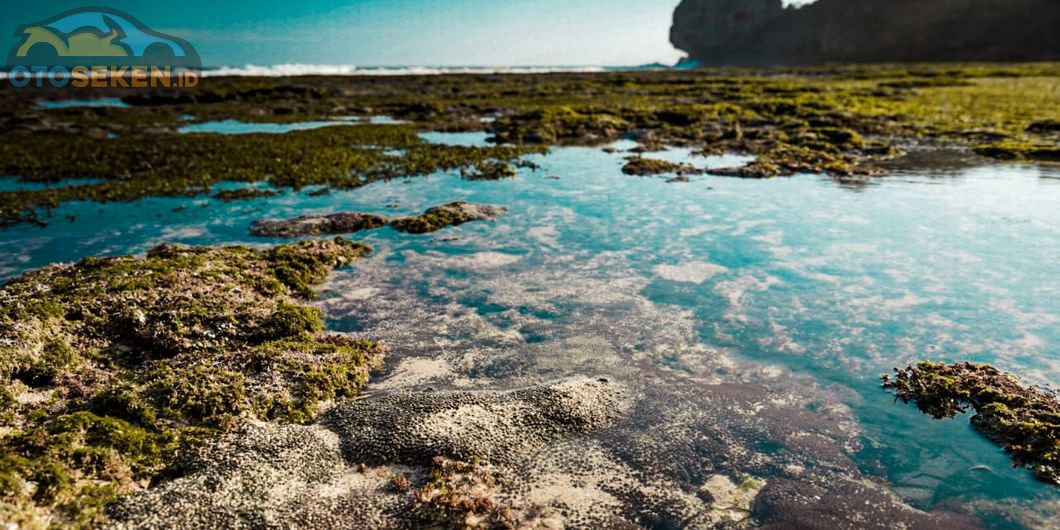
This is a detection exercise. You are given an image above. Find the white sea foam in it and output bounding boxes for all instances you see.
[202,64,609,77]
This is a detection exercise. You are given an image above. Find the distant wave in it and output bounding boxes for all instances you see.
[201,64,614,77]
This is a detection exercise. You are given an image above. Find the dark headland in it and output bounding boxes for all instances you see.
[671,0,1060,66]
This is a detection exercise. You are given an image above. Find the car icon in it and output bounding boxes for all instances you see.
[8,7,200,68]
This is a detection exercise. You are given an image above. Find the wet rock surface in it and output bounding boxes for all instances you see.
[389,201,508,234]
[103,369,981,529]
[0,238,381,528]
[250,212,388,237]
[104,378,630,529]
[297,248,989,529]
[884,361,1060,486]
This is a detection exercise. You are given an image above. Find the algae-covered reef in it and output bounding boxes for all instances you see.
[250,201,507,238]
[622,156,703,177]
[0,124,543,226]
[250,212,389,238]
[2,63,1059,225]
[389,201,508,235]
[0,237,384,528]
[104,378,629,529]
[883,361,1060,485]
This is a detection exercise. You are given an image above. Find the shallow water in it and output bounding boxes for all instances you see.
[176,115,407,134]
[0,176,105,193]
[177,117,363,134]
[35,98,131,109]
[1,137,1058,527]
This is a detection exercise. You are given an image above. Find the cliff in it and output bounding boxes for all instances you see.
[671,0,1060,66]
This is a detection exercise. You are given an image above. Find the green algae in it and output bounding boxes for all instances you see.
[621,156,699,177]
[883,361,1060,486]
[0,125,543,226]
[389,201,507,235]
[0,237,383,528]
[2,63,1058,225]
[212,187,281,201]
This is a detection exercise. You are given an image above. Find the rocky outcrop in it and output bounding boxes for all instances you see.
[389,201,507,235]
[103,378,630,529]
[250,202,507,238]
[250,212,387,238]
[884,361,1060,486]
[671,0,1060,66]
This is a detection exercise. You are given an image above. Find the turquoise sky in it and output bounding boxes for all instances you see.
[3,1,687,67]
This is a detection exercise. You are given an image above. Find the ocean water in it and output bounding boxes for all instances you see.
[198,64,612,77]
[1,133,1057,527]
[177,117,363,134]
[175,116,407,134]
[35,98,130,109]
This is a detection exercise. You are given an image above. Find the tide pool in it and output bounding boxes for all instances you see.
[176,115,404,134]
[1,141,1057,527]
[35,98,130,109]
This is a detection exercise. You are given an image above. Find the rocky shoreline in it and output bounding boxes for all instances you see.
[2,64,1059,226]
[1,64,1059,528]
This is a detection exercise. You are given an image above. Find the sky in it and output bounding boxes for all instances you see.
[1,0,694,67]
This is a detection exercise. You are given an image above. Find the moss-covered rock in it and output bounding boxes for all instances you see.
[390,201,508,235]
[883,361,1060,486]
[974,141,1060,161]
[212,187,281,202]
[0,125,543,226]
[250,212,388,238]
[2,64,1058,226]
[621,156,702,177]
[0,237,384,528]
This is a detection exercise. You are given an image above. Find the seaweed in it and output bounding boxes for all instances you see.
[3,64,1058,226]
[883,361,1060,486]
[389,201,507,235]
[0,125,543,226]
[413,457,516,529]
[0,237,384,527]
[622,157,701,177]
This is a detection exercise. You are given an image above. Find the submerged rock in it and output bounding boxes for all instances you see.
[213,187,280,201]
[250,212,388,238]
[323,377,630,466]
[884,361,1060,485]
[389,201,507,234]
[104,378,630,529]
[315,252,987,529]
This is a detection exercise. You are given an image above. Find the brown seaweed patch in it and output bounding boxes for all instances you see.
[883,361,1060,485]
